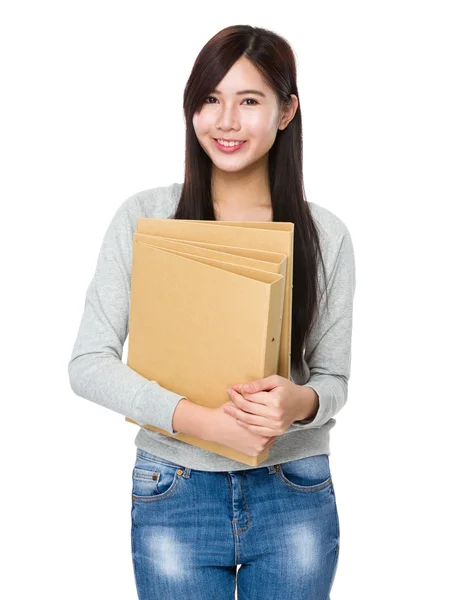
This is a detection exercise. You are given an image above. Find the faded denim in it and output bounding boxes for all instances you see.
[131,447,340,599]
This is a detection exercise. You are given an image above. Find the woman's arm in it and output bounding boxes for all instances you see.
[171,399,213,438]
[288,223,356,430]
[68,193,194,436]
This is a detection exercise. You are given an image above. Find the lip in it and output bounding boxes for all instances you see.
[213,138,247,153]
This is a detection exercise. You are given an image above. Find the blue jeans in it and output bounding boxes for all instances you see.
[131,448,340,599]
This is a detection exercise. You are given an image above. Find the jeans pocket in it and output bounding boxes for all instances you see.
[132,449,185,503]
[276,454,333,492]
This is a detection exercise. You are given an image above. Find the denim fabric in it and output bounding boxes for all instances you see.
[131,447,340,599]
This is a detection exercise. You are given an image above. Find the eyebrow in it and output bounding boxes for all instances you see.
[212,88,266,98]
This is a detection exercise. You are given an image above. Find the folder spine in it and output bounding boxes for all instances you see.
[263,276,286,376]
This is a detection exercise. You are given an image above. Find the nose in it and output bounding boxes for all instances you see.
[216,102,241,132]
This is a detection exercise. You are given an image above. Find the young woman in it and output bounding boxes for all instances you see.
[68,24,356,600]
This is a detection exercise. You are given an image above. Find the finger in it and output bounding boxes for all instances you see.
[234,411,275,428]
[236,420,279,437]
[231,386,276,409]
[228,388,270,415]
[227,392,279,429]
[229,402,276,427]
[234,375,282,394]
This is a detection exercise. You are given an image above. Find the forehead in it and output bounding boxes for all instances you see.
[214,57,272,95]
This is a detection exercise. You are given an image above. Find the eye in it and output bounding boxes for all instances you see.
[203,96,259,105]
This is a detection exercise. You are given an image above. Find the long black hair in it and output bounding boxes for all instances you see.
[170,24,328,376]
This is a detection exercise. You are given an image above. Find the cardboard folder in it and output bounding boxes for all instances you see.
[135,218,294,378]
[133,233,288,280]
[125,219,294,466]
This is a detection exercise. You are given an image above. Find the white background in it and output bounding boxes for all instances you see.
[1,1,467,598]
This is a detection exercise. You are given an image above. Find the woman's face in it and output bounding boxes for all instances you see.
[192,56,296,175]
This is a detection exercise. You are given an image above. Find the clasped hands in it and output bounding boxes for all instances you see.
[223,374,316,438]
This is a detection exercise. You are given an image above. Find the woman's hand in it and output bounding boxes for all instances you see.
[207,402,278,457]
[223,375,319,437]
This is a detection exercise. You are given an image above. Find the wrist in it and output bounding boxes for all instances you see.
[172,398,213,440]
[295,385,319,422]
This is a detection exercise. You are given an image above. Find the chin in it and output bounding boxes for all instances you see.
[213,161,254,174]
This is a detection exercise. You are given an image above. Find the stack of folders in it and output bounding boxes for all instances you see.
[125,218,294,466]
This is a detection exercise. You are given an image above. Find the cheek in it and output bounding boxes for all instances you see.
[249,125,277,154]
[192,112,210,136]
[247,112,279,141]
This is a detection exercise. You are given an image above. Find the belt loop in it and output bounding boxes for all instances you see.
[183,467,191,478]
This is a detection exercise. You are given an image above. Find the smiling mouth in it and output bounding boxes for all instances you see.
[213,138,247,151]
[214,138,246,145]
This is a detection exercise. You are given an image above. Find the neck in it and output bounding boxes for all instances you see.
[211,156,271,210]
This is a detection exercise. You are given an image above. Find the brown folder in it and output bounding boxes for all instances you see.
[135,218,294,378]
[125,219,294,466]
[133,233,288,279]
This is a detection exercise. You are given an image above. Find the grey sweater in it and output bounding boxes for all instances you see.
[68,183,356,471]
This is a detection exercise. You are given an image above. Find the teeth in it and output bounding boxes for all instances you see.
[217,139,244,147]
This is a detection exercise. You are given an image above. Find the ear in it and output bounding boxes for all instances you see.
[278,94,299,131]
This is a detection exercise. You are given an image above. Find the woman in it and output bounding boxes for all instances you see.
[68,24,356,600]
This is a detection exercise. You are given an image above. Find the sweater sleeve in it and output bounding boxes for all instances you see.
[67,195,187,435]
[287,224,356,431]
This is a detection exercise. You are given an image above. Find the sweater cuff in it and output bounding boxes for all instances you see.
[133,380,187,435]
